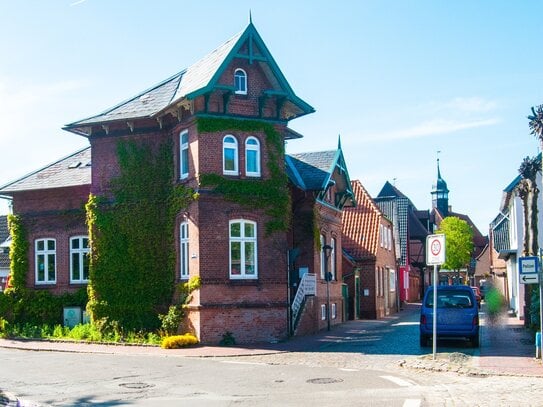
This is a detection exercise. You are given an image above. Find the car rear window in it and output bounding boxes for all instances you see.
[425,290,474,309]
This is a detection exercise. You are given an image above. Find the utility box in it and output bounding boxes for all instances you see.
[63,306,82,328]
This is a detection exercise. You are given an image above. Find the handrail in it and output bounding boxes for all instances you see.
[292,273,316,325]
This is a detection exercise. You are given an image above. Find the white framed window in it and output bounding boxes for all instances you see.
[180,130,189,179]
[321,304,327,320]
[70,236,89,284]
[35,238,56,284]
[330,237,336,280]
[389,268,396,292]
[234,68,247,95]
[320,234,326,279]
[180,222,189,279]
[223,135,239,175]
[331,303,337,319]
[245,137,261,177]
[229,220,257,279]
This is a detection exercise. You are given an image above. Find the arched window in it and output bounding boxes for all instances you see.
[179,130,189,179]
[229,220,257,279]
[320,234,326,279]
[330,237,336,280]
[245,137,261,177]
[180,222,189,279]
[223,135,238,175]
[234,68,247,95]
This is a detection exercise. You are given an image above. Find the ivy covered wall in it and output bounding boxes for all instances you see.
[86,139,196,332]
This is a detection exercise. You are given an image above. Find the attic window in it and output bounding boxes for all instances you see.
[234,68,247,95]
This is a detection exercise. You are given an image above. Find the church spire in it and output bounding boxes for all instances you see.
[431,154,449,216]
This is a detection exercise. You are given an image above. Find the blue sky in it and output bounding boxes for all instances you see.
[1,1,542,233]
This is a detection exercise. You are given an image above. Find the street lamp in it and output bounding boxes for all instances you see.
[323,244,333,331]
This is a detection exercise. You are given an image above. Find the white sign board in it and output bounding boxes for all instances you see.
[519,256,540,285]
[426,234,446,265]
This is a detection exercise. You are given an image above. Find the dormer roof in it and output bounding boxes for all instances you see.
[64,23,314,136]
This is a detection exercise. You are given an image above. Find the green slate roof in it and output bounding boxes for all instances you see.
[64,23,314,135]
[286,146,356,208]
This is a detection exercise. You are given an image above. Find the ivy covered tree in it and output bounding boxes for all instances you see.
[437,216,474,284]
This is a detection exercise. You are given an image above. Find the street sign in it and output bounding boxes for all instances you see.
[519,256,539,274]
[520,274,540,285]
[426,234,446,265]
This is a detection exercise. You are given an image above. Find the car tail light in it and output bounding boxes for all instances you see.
[421,315,427,325]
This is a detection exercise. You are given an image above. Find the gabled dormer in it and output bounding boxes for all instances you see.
[285,140,356,210]
[63,23,314,139]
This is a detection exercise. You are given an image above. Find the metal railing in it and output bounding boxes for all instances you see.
[292,273,316,327]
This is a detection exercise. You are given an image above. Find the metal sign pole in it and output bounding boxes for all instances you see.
[433,264,438,360]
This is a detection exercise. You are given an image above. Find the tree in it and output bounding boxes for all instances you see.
[517,155,540,257]
[436,216,474,284]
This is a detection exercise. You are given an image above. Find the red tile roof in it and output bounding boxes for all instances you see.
[342,180,384,260]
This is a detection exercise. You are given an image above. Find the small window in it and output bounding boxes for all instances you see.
[36,238,56,284]
[330,237,336,280]
[180,130,189,179]
[331,303,337,319]
[70,236,89,284]
[229,220,257,279]
[320,234,326,279]
[180,222,189,279]
[245,137,261,177]
[223,135,239,175]
[321,304,327,320]
[234,68,247,95]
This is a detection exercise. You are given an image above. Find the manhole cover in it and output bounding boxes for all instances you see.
[307,377,343,385]
[119,382,155,389]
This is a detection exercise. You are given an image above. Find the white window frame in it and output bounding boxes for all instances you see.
[389,268,396,292]
[223,135,239,175]
[245,136,261,177]
[229,220,258,279]
[234,68,247,95]
[180,221,189,279]
[331,303,337,319]
[320,234,326,279]
[330,237,336,280]
[321,304,327,320]
[35,238,56,284]
[180,130,189,179]
[70,236,89,284]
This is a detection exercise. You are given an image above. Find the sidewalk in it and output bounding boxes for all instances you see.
[0,303,541,377]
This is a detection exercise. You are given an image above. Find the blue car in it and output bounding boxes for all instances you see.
[420,285,480,347]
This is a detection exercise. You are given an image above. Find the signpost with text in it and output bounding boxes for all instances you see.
[426,234,446,360]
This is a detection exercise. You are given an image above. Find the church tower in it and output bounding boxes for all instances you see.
[431,158,449,216]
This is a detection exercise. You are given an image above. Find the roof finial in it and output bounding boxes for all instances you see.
[249,9,253,24]
[337,134,342,149]
[436,150,442,177]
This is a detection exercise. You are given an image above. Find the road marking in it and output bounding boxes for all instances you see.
[380,375,415,387]
[403,399,422,407]
[391,322,419,326]
[338,368,359,372]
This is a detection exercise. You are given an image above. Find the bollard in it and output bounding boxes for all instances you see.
[536,332,541,359]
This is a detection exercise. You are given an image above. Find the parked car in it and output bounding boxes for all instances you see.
[420,285,480,347]
[471,286,481,308]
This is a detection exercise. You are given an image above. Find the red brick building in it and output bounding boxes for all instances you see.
[342,180,398,319]
[0,23,355,343]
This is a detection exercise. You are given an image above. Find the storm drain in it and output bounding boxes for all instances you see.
[119,382,155,389]
[307,378,343,385]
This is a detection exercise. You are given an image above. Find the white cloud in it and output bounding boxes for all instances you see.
[431,97,498,113]
[358,117,500,142]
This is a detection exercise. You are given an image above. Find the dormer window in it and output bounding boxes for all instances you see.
[234,68,247,95]
[245,137,261,177]
[223,135,239,175]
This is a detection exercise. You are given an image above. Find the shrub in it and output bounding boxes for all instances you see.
[160,333,199,349]
[219,331,236,346]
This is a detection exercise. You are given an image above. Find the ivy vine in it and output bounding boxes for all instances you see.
[6,214,28,293]
[197,117,290,234]
[86,140,196,332]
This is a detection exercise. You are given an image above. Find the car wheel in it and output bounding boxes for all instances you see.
[420,335,429,347]
[470,333,479,348]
